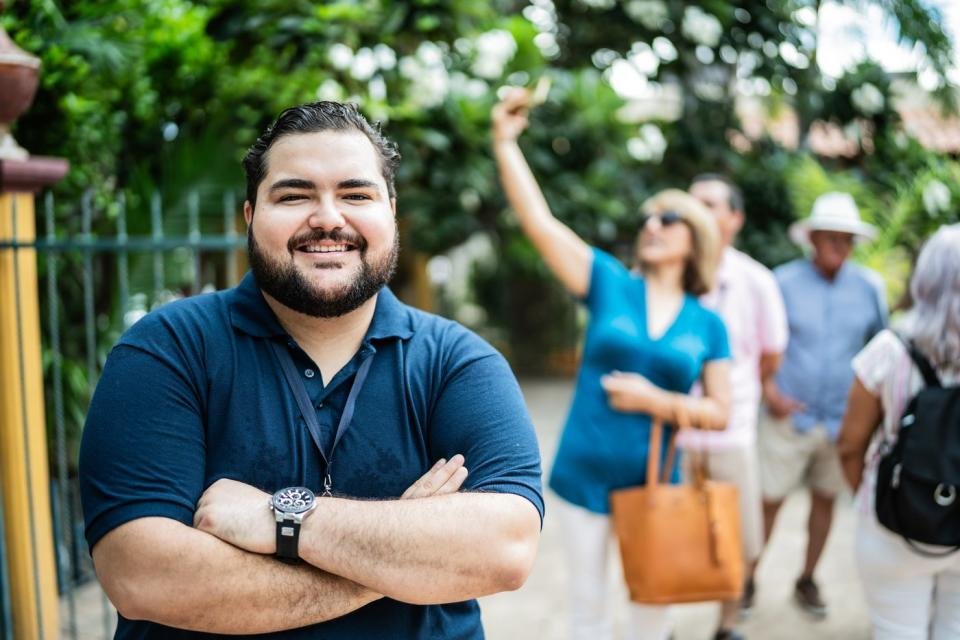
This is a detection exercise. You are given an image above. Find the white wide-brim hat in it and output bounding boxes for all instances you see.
[788,191,878,247]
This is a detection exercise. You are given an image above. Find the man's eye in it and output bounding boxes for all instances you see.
[344,193,372,201]
[279,194,306,202]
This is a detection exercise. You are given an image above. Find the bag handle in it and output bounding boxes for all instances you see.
[646,401,694,487]
[645,403,726,566]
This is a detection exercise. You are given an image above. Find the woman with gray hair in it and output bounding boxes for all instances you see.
[838,223,960,639]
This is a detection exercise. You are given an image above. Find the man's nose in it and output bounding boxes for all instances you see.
[307,195,346,228]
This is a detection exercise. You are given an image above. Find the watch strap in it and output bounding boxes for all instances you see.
[276,518,302,563]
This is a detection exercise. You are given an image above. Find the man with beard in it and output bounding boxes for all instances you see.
[79,101,543,639]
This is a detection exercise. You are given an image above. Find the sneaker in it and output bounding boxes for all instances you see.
[794,577,828,618]
[738,578,755,619]
[714,629,745,640]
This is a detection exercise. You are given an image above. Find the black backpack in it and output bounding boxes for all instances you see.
[875,335,960,556]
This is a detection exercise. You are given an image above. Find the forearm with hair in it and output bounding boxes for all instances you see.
[299,492,540,605]
[93,517,379,633]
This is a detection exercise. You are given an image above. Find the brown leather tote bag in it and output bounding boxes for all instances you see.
[610,416,744,604]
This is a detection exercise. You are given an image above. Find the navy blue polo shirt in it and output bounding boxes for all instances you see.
[79,272,544,639]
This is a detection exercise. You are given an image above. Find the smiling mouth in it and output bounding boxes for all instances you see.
[295,242,358,255]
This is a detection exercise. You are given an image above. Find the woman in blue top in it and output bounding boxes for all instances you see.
[492,89,732,640]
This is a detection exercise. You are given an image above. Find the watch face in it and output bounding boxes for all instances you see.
[272,487,316,514]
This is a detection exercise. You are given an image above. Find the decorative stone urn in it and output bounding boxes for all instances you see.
[0,3,41,161]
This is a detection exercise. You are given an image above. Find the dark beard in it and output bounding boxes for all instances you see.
[248,227,399,318]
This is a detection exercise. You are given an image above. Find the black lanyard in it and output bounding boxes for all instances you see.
[270,340,374,496]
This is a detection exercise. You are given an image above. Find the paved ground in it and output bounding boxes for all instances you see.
[480,378,872,640]
[63,378,871,639]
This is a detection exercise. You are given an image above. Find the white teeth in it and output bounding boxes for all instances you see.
[300,244,351,253]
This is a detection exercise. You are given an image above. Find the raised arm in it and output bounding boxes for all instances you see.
[492,88,592,297]
[601,360,732,430]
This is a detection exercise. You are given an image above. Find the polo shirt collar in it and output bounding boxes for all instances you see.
[365,286,415,341]
[806,257,849,284]
[228,271,414,341]
[228,272,287,337]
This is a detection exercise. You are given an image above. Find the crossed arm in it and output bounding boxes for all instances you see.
[94,456,539,633]
[93,516,378,634]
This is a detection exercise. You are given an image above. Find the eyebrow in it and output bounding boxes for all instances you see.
[269,179,315,193]
[268,178,381,193]
[337,178,381,191]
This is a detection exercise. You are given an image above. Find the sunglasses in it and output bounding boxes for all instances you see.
[639,210,684,229]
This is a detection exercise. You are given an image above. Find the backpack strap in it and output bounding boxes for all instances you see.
[895,332,942,388]
[906,343,942,389]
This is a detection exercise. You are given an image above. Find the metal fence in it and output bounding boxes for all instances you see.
[0,188,247,638]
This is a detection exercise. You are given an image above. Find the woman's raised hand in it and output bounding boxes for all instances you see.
[492,87,532,143]
[490,83,592,298]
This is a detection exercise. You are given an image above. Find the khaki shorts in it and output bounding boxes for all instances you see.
[683,445,764,563]
[757,412,844,501]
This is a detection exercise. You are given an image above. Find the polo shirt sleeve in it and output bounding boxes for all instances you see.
[79,342,206,551]
[427,344,544,523]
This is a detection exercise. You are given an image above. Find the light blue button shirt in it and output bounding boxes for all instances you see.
[775,258,887,439]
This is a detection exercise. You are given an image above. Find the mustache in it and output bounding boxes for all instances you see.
[287,229,366,253]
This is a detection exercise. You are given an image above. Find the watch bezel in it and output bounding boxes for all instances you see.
[271,486,317,516]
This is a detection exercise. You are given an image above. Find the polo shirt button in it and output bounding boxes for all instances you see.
[304,369,315,378]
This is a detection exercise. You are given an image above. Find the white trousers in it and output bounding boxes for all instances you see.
[856,511,960,640]
[554,498,672,640]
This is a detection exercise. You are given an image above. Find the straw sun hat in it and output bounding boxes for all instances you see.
[788,192,878,248]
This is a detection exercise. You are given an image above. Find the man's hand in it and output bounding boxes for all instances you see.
[401,455,468,499]
[194,479,275,554]
[195,456,469,553]
[763,380,805,419]
[601,371,660,413]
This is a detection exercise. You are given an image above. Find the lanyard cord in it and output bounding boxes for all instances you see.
[270,340,374,494]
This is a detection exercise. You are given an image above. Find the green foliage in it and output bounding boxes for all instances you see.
[3,0,958,385]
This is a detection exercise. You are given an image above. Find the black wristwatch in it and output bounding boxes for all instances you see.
[270,486,317,563]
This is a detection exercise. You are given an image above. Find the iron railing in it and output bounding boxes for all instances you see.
[0,188,247,638]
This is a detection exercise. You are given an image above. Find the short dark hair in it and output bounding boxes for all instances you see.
[691,173,744,214]
[242,101,401,209]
